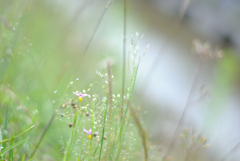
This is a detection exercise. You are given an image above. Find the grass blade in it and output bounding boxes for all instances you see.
[8,132,15,161]
[0,138,28,156]
[1,105,8,158]
[30,113,56,158]
[0,125,35,144]
[0,128,2,153]
[88,101,95,161]
[21,153,25,161]
[64,112,82,161]
[116,57,141,160]
[17,139,29,161]
[93,141,100,157]
[98,105,108,161]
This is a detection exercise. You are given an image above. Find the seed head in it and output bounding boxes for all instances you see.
[73,105,77,109]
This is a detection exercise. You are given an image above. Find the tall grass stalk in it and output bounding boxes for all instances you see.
[0,125,34,145]
[63,111,82,161]
[74,0,114,75]
[121,0,127,124]
[88,101,95,161]
[108,119,119,161]
[0,138,28,156]
[28,52,55,158]
[2,106,8,152]
[119,0,127,159]
[98,102,108,161]
[106,62,113,158]
[8,132,15,161]
[116,57,141,160]
[30,112,56,158]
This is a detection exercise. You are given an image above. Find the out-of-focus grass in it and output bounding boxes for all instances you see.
[0,0,99,160]
[0,0,145,160]
[2,0,240,161]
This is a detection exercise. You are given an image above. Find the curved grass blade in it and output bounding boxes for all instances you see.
[2,106,8,153]
[0,125,35,144]
[93,141,100,157]
[116,57,141,160]
[63,112,82,161]
[21,153,25,161]
[8,132,15,161]
[88,101,95,161]
[0,138,28,156]
[98,105,108,161]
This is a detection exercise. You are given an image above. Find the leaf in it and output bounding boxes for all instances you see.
[8,132,15,161]
[0,138,28,156]
[0,125,35,144]
[2,106,8,153]
[21,153,26,161]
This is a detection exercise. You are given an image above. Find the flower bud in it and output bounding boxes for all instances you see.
[73,105,77,109]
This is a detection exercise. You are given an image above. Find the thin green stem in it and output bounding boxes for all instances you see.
[93,141,100,157]
[73,0,114,78]
[119,0,127,159]
[116,57,140,160]
[88,101,95,161]
[108,119,118,161]
[98,104,108,161]
[30,112,56,158]
[121,0,127,122]
[64,112,82,161]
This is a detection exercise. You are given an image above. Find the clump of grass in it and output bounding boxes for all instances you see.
[51,33,150,161]
[0,105,34,160]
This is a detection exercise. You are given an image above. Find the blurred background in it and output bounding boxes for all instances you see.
[1,0,240,160]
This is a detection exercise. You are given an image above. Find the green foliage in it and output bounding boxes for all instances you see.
[0,138,28,156]
[2,0,234,161]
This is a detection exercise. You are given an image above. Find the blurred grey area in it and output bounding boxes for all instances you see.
[131,0,240,160]
[55,0,240,160]
[148,0,240,51]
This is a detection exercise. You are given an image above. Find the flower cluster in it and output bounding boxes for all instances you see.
[73,91,90,101]
[83,128,99,140]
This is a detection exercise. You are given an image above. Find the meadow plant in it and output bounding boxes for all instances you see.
[1,1,234,161]
[50,33,150,161]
